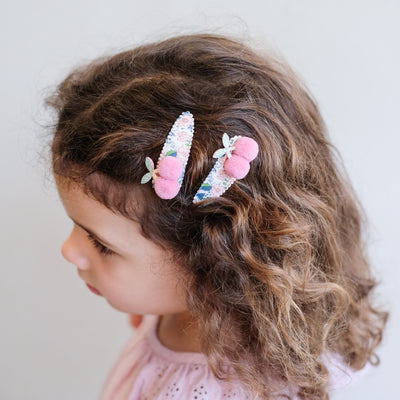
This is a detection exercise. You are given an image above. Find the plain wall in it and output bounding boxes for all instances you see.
[1,0,399,398]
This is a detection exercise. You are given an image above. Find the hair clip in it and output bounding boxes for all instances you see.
[192,133,258,203]
[141,111,194,199]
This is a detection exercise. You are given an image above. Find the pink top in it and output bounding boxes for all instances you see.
[99,315,366,400]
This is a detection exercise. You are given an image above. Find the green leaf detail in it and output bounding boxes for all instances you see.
[145,157,154,172]
[141,172,152,184]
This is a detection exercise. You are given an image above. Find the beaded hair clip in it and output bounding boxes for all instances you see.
[141,112,259,202]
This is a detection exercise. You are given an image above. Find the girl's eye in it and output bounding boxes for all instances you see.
[86,234,115,257]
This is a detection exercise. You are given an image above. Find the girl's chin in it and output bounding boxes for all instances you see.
[105,299,132,313]
[104,298,189,316]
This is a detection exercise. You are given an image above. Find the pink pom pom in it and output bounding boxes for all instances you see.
[154,177,180,199]
[233,137,259,162]
[158,156,183,180]
[224,155,250,179]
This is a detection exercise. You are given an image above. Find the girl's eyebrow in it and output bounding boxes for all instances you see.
[70,218,119,251]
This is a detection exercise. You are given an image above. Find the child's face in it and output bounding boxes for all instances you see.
[56,181,188,315]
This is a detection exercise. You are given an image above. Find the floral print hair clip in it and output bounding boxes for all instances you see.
[141,112,258,202]
[141,111,194,199]
[192,133,258,203]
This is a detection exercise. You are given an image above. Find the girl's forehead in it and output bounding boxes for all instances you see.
[57,182,106,216]
[58,181,145,242]
[55,174,144,218]
[55,176,85,199]
[56,178,143,230]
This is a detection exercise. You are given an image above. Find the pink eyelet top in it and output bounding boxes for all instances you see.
[99,315,367,400]
[99,315,252,400]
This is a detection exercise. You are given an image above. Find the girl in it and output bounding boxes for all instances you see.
[46,34,387,399]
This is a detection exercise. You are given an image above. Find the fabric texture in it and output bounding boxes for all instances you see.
[99,315,366,400]
[99,315,252,400]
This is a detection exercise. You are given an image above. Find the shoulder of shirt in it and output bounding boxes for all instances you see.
[322,352,373,390]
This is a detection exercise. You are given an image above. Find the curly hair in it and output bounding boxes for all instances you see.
[46,34,388,399]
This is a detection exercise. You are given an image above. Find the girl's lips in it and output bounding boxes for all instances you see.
[86,283,103,296]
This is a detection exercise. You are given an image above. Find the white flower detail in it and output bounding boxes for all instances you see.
[213,133,236,159]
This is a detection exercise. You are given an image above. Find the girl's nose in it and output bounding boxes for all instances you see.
[61,230,91,271]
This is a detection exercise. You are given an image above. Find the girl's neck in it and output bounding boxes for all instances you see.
[157,311,201,353]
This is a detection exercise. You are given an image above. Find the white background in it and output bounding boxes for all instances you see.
[1,1,399,399]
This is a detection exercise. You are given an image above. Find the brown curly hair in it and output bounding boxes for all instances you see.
[46,34,388,399]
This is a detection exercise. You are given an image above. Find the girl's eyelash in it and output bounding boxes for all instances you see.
[86,234,115,256]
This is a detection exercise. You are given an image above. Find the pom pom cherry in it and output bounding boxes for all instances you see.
[233,137,259,161]
[158,156,183,180]
[154,177,180,199]
[224,155,250,179]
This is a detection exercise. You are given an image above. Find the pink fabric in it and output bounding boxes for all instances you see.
[99,315,251,400]
[99,315,367,400]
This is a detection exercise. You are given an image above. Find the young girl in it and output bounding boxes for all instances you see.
[46,34,387,399]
